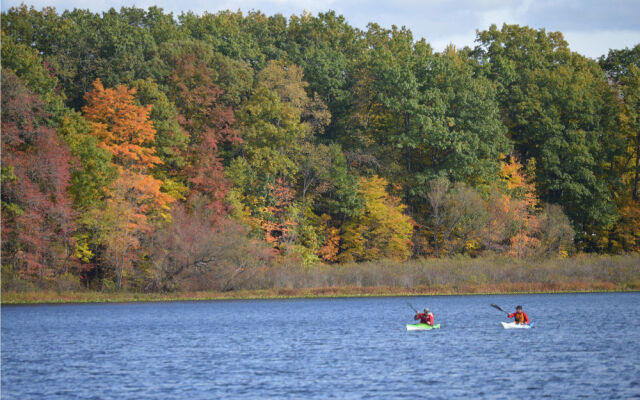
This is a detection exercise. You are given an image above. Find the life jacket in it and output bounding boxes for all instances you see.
[514,311,525,324]
[428,312,434,323]
[418,312,434,325]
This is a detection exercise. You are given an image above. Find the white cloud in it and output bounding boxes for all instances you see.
[563,30,640,59]
[478,0,531,27]
[429,32,476,52]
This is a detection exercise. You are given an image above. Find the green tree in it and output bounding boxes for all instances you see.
[351,29,508,221]
[601,45,640,201]
[285,11,363,142]
[0,34,64,110]
[600,45,640,252]
[413,48,510,187]
[473,24,625,245]
[132,78,189,182]
[313,145,363,221]
[226,87,307,247]
[58,112,117,209]
[234,87,307,179]
[178,10,266,67]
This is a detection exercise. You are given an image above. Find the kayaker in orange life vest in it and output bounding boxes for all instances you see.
[507,305,530,325]
[414,308,435,326]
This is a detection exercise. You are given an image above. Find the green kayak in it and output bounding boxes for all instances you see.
[406,323,440,331]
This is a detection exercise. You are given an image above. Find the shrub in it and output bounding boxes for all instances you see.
[147,204,274,292]
[50,273,83,292]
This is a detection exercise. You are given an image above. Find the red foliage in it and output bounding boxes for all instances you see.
[169,54,240,220]
[1,71,77,280]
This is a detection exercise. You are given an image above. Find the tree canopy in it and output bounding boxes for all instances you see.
[2,6,638,291]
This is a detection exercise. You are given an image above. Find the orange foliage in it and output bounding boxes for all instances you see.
[83,79,162,171]
[114,168,174,216]
[500,156,541,258]
[82,80,175,289]
[82,79,173,214]
[317,214,340,262]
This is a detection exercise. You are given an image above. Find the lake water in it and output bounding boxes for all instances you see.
[2,292,640,399]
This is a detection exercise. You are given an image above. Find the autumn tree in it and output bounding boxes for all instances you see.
[226,87,307,245]
[482,186,514,254]
[256,59,331,134]
[425,178,487,257]
[500,157,541,258]
[426,177,450,258]
[168,54,239,219]
[0,33,66,117]
[340,176,413,262]
[158,39,254,108]
[3,4,639,287]
[607,201,640,253]
[1,71,77,282]
[82,79,174,289]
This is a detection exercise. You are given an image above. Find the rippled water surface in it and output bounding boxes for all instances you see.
[2,292,640,399]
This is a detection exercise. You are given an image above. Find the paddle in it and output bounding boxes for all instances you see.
[490,303,509,315]
[407,301,430,327]
[406,301,419,314]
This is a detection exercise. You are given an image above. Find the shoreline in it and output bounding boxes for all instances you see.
[2,282,638,305]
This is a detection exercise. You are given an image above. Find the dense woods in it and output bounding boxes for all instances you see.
[2,5,639,292]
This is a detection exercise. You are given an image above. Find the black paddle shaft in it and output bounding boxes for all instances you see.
[491,303,509,315]
[406,301,419,314]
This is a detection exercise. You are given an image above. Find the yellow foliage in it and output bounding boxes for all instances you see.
[340,175,414,261]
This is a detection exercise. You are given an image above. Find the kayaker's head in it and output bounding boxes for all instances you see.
[516,305,523,313]
[424,308,429,314]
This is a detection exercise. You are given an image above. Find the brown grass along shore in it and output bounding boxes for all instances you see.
[3,281,638,305]
[3,254,639,304]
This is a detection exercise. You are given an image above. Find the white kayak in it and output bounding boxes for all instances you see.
[501,321,534,329]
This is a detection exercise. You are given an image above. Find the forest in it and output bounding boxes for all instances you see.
[1,5,639,294]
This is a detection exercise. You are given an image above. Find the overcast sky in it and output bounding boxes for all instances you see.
[3,0,640,59]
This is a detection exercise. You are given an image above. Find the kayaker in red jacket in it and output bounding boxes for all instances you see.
[415,308,435,326]
[507,305,530,325]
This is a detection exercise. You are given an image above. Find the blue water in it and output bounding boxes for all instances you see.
[2,292,640,399]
